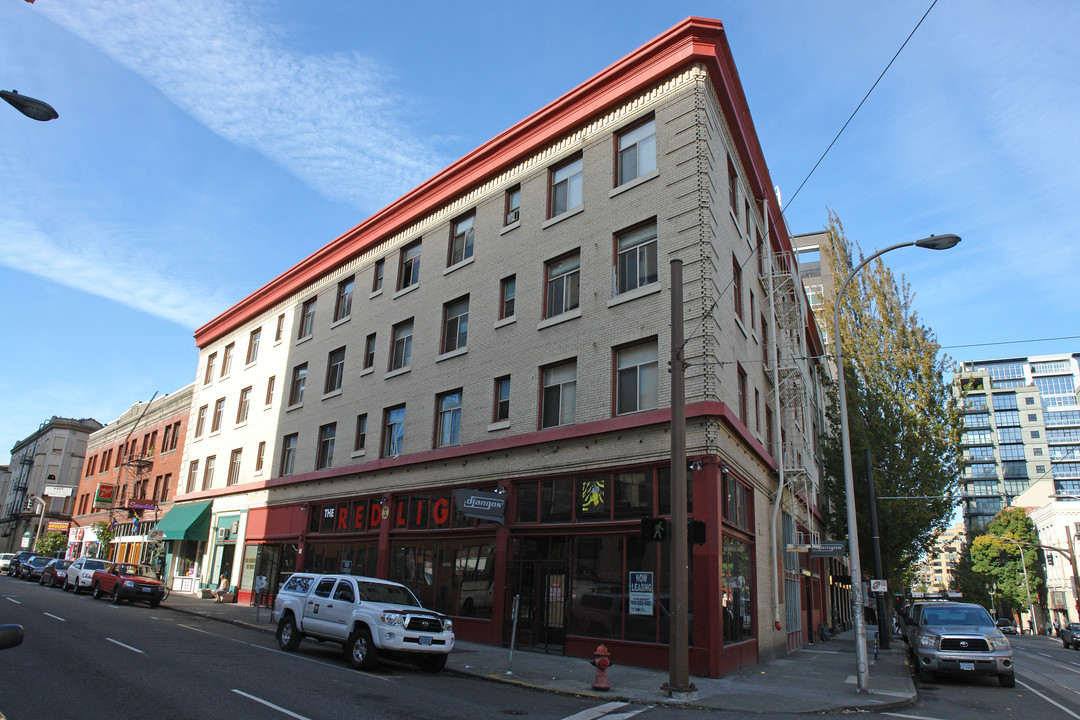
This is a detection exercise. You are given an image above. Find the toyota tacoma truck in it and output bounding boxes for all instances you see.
[272,573,453,672]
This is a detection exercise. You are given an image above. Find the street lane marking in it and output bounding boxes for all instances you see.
[4,598,20,604]
[561,703,632,720]
[43,613,65,622]
[1017,679,1080,720]
[106,638,144,654]
[232,690,311,720]
[884,713,950,720]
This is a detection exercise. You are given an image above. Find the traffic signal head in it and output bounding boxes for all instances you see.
[641,517,669,542]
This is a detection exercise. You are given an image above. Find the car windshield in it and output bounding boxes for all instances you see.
[86,560,106,570]
[118,565,158,579]
[356,581,421,607]
[54,560,72,569]
[31,557,50,566]
[922,606,993,626]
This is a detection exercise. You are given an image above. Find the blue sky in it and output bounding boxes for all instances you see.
[2,1,1077,463]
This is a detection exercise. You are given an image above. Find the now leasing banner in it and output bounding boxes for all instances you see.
[453,489,506,525]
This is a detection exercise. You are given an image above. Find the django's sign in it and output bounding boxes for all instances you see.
[453,490,506,525]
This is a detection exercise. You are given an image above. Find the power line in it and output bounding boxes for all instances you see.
[940,335,1080,351]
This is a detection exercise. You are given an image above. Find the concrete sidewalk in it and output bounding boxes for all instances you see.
[161,592,916,713]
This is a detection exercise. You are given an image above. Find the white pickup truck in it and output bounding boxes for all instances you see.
[272,573,454,672]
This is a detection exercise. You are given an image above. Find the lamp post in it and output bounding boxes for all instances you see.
[1,90,58,121]
[834,233,960,692]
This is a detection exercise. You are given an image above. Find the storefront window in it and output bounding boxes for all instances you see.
[389,542,436,607]
[657,467,692,516]
[613,471,653,519]
[541,478,573,523]
[389,539,496,619]
[723,536,754,643]
[576,475,608,521]
[516,481,538,522]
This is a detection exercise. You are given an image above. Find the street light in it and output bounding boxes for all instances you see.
[1,89,58,121]
[834,233,960,692]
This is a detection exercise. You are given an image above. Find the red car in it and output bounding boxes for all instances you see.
[91,563,166,607]
[38,559,73,588]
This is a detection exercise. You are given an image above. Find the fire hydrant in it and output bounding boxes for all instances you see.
[591,644,612,691]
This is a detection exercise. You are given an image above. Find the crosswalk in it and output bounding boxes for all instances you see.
[560,702,648,720]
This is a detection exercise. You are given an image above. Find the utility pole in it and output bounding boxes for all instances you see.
[864,450,889,649]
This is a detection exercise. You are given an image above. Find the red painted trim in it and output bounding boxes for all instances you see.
[193,17,805,350]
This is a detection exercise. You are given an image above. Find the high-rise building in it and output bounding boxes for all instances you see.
[911,524,965,592]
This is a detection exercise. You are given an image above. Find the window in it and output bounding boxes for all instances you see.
[745,198,751,236]
[246,328,261,365]
[500,276,516,319]
[275,314,285,342]
[298,298,317,340]
[750,292,756,329]
[494,376,510,422]
[289,363,308,406]
[545,252,580,318]
[236,387,252,424]
[363,333,376,369]
[372,259,385,293]
[186,460,199,493]
[733,253,743,320]
[398,241,421,290]
[317,424,336,470]
[436,390,463,447]
[204,353,216,384]
[448,214,475,266]
[194,405,208,438]
[390,320,413,371]
[616,117,656,185]
[383,406,406,457]
[221,343,234,377]
[549,156,583,217]
[737,365,747,425]
[227,449,242,486]
[761,314,769,367]
[161,473,171,501]
[728,156,738,213]
[334,276,354,322]
[542,361,577,428]
[755,389,761,432]
[255,441,265,472]
[280,434,298,476]
[615,341,658,414]
[442,297,469,353]
[766,405,774,453]
[211,398,225,433]
[354,414,367,451]
[202,456,216,491]
[325,347,346,393]
[505,186,521,225]
[265,376,275,406]
[615,221,657,294]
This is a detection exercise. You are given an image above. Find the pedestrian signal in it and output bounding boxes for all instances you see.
[641,517,669,542]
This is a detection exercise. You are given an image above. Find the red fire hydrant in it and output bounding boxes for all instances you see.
[591,644,612,691]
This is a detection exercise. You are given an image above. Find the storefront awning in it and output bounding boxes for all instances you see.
[154,500,213,541]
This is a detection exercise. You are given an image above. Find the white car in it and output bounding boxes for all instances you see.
[0,553,14,573]
[64,557,108,593]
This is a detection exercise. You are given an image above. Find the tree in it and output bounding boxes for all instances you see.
[34,529,67,558]
[90,520,116,559]
[970,508,1045,618]
[953,532,994,609]
[820,212,962,588]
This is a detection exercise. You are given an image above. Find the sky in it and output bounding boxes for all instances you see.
[1,0,1077,464]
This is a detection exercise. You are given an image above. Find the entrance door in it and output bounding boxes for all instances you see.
[505,537,568,653]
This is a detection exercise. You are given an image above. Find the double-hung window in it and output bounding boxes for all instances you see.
[186,460,199,493]
[442,297,469,353]
[334,276,354,322]
[227,449,242,486]
[211,398,225,433]
[549,157,583,218]
[436,390,462,448]
[383,405,405,457]
[505,186,521,225]
[390,320,413,371]
[615,222,658,294]
[246,328,261,364]
[298,297,317,340]
[500,276,516,320]
[289,363,307,406]
[204,353,216,384]
[194,405,208,438]
[325,347,345,394]
[733,254,743,320]
[317,423,336,470]
[236,387,252,424]
[221,343,234,377]
[541,361,577,428]
[202,456,216,491]
[545,252,580,318]
[363,333,376,369]
[494,376,510,422]
[616,118,656,186]
[280,434,298,476]
[737,365,748,425]
[354,414,367,451]
[615,341,658,415]
[399,241,421,290]
[448,214,474,266]
[372,259,384,293]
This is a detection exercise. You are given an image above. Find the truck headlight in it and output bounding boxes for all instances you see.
[990,636,1010,649]
[441,618,453,633]
[917,635,937,648]
[381,612,404,627]
[123,580,135,587]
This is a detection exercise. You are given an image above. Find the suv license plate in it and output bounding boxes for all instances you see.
[141,587,151,593]
[960,662,974,671]
[418,636,433,646]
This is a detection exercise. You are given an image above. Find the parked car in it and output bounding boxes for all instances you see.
[64,557,108,593]
[1061,622,1080,650]
[272,572,454,672]
[91,563,166,606]
[0,553,14,573]
[905,601,1014,687]
[18,555,51,582]
[6,551,37,577]
[996,618,1018,635]
[38,559,73,588]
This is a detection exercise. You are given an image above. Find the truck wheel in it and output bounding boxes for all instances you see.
[149,599,160,609]
[277,615,302,652]
[999,673,1015,688]
[419,653,448,673]
[112,586,123,604]
[917,667,934,684]
[345,627,379,670]
[92,583,103,600]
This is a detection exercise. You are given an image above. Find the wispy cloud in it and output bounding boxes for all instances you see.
[37,0,446,210]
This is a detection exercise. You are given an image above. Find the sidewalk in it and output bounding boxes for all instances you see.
[161,593,916,713]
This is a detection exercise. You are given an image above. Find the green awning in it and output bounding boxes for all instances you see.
[154,500,213,541]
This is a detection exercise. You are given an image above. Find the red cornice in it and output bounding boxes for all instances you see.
[194,17,801,349]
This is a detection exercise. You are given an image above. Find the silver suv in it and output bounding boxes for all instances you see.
[905,601,1014,687]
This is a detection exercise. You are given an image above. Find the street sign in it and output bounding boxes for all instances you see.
[44,485,72,497]
[870,579,888,593]
[809,541,847,558]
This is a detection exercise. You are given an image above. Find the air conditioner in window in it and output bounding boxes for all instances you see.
[216,527,230,541]
[505,209,519,224]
